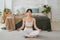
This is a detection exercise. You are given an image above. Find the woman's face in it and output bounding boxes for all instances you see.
[27,10,32,16]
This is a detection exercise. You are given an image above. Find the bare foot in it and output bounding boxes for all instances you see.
[17,28,22,32]
[17,28,20,31]
[25,35,38,38]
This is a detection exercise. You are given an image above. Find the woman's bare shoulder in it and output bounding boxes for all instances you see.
[32,18,36,21]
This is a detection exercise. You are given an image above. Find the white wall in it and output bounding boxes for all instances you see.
[12,0,60,21]
[12,0,48,14]
[47,0,60,21]
[0,0,12,13]
[57,0,60,21]
[1,0,60,21]
[4,0,12,10]
[47,0,60,30]
[0,0,4,12]
[0,0,4,22]
[13,0,48,8]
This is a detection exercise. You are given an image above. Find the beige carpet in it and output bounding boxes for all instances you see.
[0,30,60,40]
[0,21,60,40]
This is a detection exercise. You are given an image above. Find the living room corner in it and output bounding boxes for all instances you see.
[0,0,60,40]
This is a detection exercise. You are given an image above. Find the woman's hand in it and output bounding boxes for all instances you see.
[37,29,42,32]
[17,28,21,31]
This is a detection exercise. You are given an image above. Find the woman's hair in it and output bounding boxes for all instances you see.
[26,9,32,13]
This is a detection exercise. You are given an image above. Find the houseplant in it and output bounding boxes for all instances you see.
[42,5,51,16]
[41,5,52,21]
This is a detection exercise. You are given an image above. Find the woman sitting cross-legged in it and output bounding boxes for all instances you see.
[18,9,42,38]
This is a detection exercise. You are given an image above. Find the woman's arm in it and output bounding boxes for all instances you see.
[33,18,41,32]
[33,18,39,30]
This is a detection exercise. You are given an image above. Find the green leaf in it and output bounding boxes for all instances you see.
[41,6,51,14]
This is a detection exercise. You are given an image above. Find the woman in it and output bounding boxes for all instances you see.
[18,9,41,38]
